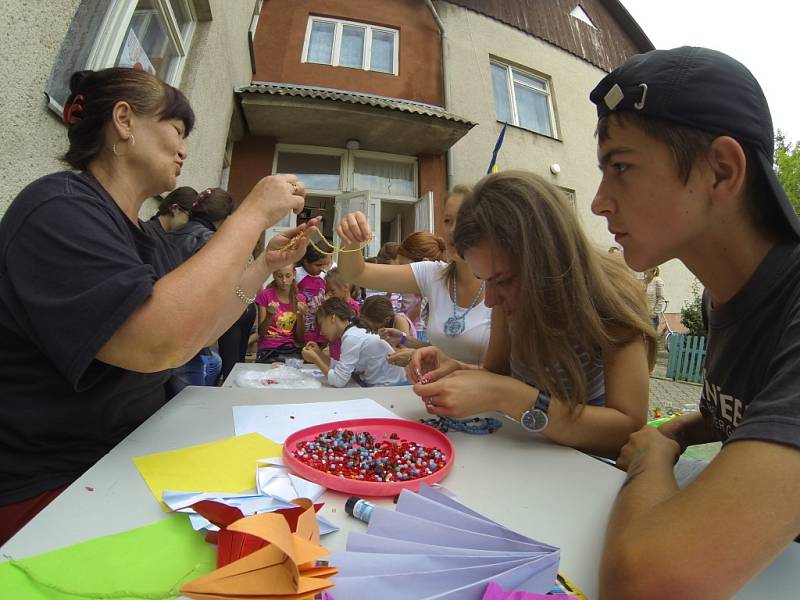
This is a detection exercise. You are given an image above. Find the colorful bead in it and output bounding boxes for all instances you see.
[291,428,448,483]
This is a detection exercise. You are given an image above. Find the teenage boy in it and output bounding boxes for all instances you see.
[590,46,800,599]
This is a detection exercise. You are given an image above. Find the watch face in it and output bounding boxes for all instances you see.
[521,409,548,433]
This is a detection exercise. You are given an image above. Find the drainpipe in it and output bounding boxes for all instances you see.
[424,0,455,192]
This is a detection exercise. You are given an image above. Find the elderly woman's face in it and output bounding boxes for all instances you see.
[131,114,188,195]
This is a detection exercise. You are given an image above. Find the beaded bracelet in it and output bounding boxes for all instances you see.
[235,287,255,305]
[419,416,502,435]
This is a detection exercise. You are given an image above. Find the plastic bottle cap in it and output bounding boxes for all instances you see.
[345,496,360,517]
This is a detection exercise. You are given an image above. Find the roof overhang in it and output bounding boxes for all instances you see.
[235,82,476,155]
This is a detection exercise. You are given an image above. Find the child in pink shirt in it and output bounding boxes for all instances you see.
[255,265,306,363]
[296,246,330,345]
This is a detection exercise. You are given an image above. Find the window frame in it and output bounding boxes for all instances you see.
[490,59,558,139]
[301,16,399,76]
[273,144,417,201]
[47,0,197,115]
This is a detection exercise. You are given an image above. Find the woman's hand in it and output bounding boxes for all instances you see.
[296,302,308,317]
[387,347,415,367]
[262,217,321,272]
[245,174,306,227]
[378,327,405,347]
[406,346,462,384]
[411,370,514,417]
[336,211,372,247]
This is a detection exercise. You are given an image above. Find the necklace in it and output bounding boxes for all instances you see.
[443,272,485,337]
[280,231,372,256]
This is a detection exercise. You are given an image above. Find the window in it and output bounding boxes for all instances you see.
[275,151,343,191]
[47,0,196,112]
[302,17,398,75]
[490,61,556,138]
[353,156,415,197]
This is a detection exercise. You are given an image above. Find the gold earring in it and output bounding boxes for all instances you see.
[112,134,135,157]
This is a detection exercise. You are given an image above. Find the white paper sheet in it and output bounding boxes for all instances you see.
[232,398,399,443]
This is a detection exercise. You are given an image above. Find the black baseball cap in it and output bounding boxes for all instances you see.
[590,46,800,239]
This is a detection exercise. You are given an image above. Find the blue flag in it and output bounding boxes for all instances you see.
[487,122,507,174]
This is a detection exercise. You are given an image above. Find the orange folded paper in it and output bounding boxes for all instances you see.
[181,498,337,600]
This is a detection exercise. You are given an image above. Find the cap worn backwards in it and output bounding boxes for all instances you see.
[590,46,800,240]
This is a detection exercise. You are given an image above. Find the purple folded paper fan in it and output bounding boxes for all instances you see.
[327,484,587,600]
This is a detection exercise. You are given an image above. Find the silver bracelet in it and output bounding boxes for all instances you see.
[235,287,256,305]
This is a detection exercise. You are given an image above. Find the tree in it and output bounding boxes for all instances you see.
[775,129,800,215]
[680,279,706,337]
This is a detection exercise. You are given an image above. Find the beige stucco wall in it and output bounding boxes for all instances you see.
[0,1,83,216]
[168,0,253,202]
[0,0,253,219]
[440,2,695,314]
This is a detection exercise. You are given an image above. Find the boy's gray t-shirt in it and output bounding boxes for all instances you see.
[701,243,800,449]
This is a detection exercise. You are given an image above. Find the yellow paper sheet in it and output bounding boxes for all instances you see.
[133,433,281,508]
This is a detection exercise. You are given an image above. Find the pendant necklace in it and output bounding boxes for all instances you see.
[443,271,485,337]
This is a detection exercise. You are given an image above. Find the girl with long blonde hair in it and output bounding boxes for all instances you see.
[409,171,656,458]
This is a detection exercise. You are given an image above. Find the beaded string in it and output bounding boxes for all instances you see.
[280,231,372,256]
[419,416,502,435]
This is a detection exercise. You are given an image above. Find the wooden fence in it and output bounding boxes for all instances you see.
[666,334,706,383]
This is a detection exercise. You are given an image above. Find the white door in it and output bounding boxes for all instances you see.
[391,214,402,243]
[366,198,382,257]
[334,190,371,256]
[414,191,434,232]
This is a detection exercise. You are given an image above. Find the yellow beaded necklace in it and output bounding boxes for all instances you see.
[281,231,372,256]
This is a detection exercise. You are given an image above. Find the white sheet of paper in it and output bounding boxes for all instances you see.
[162,490,262,512]
[232,398,399,443]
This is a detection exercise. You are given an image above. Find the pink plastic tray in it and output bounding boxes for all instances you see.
[282,418,455,496]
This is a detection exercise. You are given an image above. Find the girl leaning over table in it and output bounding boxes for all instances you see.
[302,297,406,387]
[405,171,656,459]
[0,67,317,544]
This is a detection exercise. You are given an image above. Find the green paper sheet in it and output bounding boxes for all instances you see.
[0,515,216,599]
[132,432,282,508]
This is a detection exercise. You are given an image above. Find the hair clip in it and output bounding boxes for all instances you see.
[63,94,85,125]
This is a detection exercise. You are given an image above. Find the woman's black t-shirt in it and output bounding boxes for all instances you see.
[0,171,178,505]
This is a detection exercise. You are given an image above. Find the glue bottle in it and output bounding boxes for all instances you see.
[345,496,375,524]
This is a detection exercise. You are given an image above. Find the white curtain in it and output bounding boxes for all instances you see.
[353,157,415,197]
[308,21,334,64]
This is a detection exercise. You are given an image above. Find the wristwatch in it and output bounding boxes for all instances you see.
[399,333,408,346]
[519,390,551,433]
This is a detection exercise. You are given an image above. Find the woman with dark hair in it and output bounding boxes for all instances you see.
[167,187,234,258]
[141,186,197,237]
[408,171,655,458]
[0,67,315,543]
[165,188,236,391]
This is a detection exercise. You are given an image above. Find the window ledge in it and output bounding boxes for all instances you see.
[500,120,561,143]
